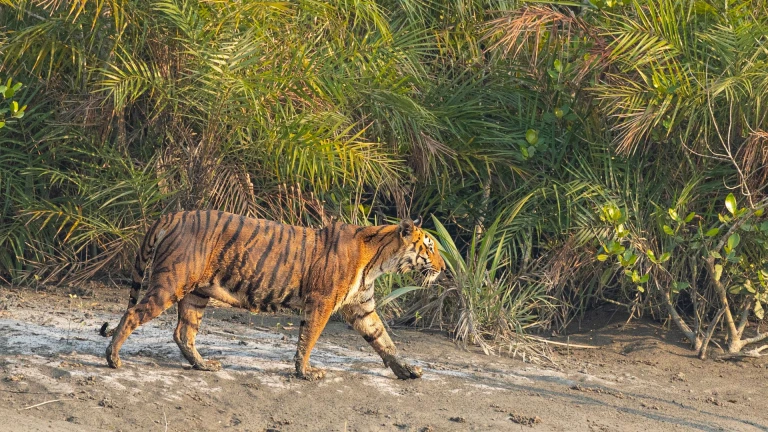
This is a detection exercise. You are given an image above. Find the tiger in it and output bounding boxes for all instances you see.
[100,210,445,381]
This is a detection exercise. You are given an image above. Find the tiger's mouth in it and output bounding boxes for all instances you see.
[422,269,441,286]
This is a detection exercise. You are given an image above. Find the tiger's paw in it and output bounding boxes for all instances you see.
[389,360,422,380]
[193,360,222,372]
[297,366,326,381]
[106,345,122,369]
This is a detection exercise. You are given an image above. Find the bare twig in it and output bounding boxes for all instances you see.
[527,336,599,350]
[698,308,725,360]
[20,399,73,410]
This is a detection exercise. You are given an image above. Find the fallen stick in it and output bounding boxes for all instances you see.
[527,336,600,349]
[20,398,73,410]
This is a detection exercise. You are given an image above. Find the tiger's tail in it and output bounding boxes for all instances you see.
[99,217,167,338]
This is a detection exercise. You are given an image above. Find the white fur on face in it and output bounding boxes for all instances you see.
[423,235,435,253]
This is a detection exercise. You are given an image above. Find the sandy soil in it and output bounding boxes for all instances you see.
[1,283,767,432]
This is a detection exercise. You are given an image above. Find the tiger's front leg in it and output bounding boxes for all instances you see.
[294,295,334,381]
[341,300,422,380]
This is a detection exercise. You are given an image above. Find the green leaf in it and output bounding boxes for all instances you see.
[672,282,690,293]
[600,268,614,285]
[525,129,539,145]
[597,254,609,262]
[378,286,425,308]
[684,212,695,223]
[553,59,563,73]
[659,252,671,263]
[554,107,564,118]
[616,224,629,238]
[705,227,719,237]
[755,301,765,320]
[639,273,650,283]
[755,209,764,217]
[636,285,645,293]
[744,280,756,294]
[709,250,722,259]
[646,249,657,263]
[727,233,740,250]
[725,193,737,215]
[663,225,674,235]
[714,264,723,281]
[0,121,4,129]
[668,208,679,222]
[606,240,625,255]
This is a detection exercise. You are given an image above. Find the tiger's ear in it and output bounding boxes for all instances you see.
[413,216,423,228]
[398,219,415,238]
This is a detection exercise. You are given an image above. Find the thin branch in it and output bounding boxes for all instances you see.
[698,308,725,360]
[20,399,73,410]
[735,298,753,340]
[526,336,599,350]
[739,331,768,346]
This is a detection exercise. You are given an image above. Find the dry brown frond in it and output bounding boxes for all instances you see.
[17,237,133,287]
[736,130,768,197]
[482,7,574,68]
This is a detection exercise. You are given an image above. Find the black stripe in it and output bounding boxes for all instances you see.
[151,216,184,259]
[252,228,277,277]
[280,292,294,307]
[216,214,237,255]
[190,291,210,300]
[355,309,374,320]
[330,225,342,254]
[230,279,247,294]
[277,228,303,295]
[363,226,387,242]
[268,227,294,291]
[261,290,275,308]
[219,252,242,288]
[247,274,265,306]
[242,221,262,250]
[365,327,384,342]
[297,229,310,278]
[152,223,185,269]
[362,236,398,277]
[201,211,223,258]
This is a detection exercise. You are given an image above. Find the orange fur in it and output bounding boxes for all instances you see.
[101,211,445,380]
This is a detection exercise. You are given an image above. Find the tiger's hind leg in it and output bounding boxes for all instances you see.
[294,295,335,381]
[106,283,180,369]
[174,292,220,371]
[341,299,422,380]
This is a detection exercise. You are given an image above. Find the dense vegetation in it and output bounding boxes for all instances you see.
[2,0,768,356]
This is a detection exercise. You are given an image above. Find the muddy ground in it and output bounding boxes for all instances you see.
[1,283,767,432]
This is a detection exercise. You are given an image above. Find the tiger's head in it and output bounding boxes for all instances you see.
[395,218,446,285]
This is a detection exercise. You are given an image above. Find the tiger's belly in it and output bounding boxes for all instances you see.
[195,274,302,313]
